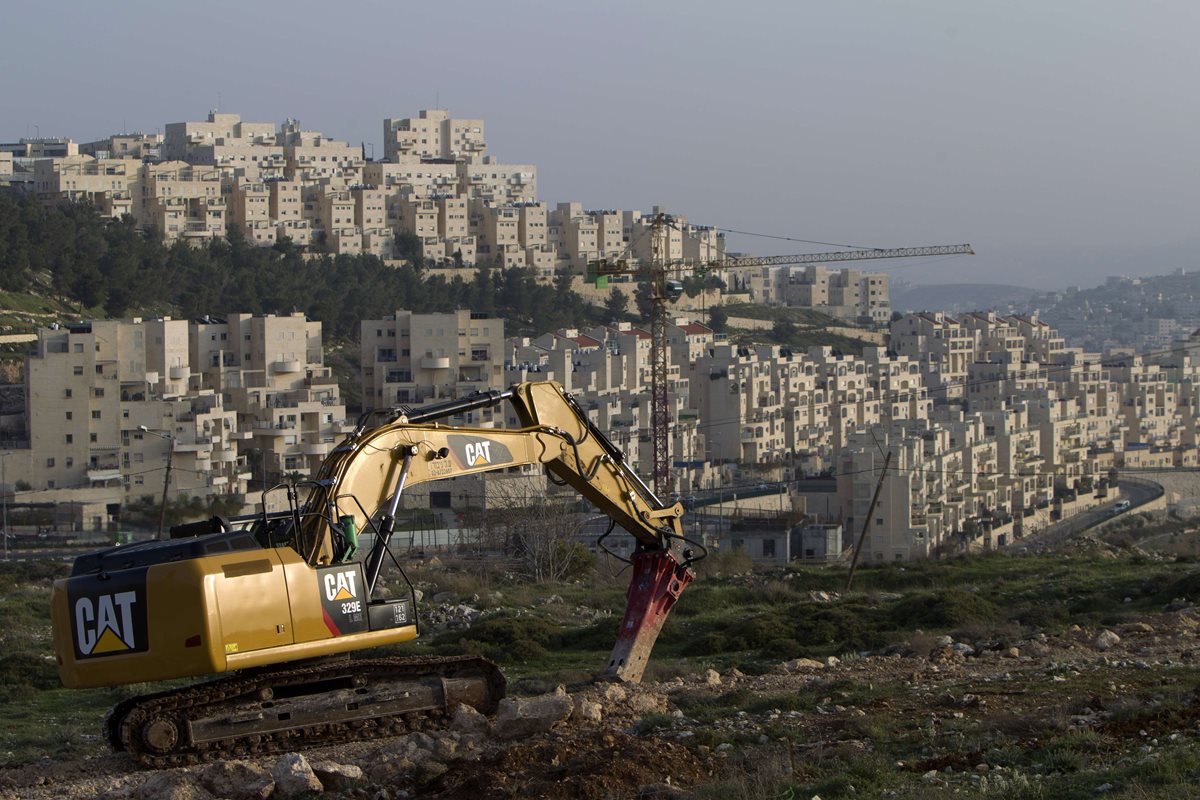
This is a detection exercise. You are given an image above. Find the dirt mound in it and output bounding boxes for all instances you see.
[424,730,710,800]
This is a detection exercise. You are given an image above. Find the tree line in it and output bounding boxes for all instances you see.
[0,193,596,339]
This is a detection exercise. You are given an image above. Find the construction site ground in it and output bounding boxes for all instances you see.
[3,530,1200,799]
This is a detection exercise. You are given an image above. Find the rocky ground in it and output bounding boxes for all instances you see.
[4,604,1200,800]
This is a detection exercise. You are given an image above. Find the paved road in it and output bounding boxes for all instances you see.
[1005,479,1162,554]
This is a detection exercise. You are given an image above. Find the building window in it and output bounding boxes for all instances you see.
[91,410,101,419]
[73,366,83,375]
[94,388,104,398]
[90,433,97,443]
[763,539,776,558]
[65,458,73,468]
[65,435,72,444]
[46,458,54,468]
[64,389,72,398]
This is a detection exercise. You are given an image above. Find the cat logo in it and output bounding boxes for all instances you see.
[463,440,493,467]
[323,569,358,602]
[74,591,138,656]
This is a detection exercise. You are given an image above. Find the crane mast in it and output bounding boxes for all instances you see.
[595,215,973,493]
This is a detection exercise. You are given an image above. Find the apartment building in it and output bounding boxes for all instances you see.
[163,111,276,162]
[135,161,225,242]
[360,310,505,413]
[191,312,346,480]
[23,319,244,499]
[890,312,979,399]
[13,311,347,508]
[383,110,486,163]
[79,132,163,161]
[31,155,140,218]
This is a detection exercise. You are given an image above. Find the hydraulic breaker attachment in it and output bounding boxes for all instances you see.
[601,548,694,682]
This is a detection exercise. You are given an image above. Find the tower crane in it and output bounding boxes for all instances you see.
[590,213,973,493]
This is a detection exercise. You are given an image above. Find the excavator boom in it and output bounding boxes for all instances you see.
[300,381,696,680]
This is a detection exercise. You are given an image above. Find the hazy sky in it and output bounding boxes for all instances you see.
[4,0,1198,290]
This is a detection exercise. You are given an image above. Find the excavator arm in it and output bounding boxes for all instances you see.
[297,380,698,682]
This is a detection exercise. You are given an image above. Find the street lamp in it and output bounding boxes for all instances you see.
[139,426,174,539]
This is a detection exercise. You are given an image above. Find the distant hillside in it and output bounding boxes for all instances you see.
[891,282,1038,313]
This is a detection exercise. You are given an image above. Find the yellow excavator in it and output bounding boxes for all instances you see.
[50,381,700,765]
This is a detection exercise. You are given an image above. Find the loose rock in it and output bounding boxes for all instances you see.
[272,753,323,797]
[494,686,574,739]
[310,760,364,792]
[199,761,273,800]
[451,703,490,735]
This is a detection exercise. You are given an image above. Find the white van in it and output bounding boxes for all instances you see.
[1113,500,1131,513]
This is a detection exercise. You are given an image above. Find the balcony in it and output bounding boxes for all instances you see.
[273,359,302,373]
[169,366,190,380]
[253,421,296,432]
[421,356,451,370]
[300,442,333,457]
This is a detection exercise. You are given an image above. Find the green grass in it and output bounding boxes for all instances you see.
[6,548,1200,799]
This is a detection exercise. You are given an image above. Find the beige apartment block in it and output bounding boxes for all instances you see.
[1,138,78,158]
[838,432,933,561]
[516,202,548,246]
[79,132,163,161]
[361,228,396,259]
[383,110,486,162]
[548,203,600,273]
[457,159,537,205]
[316,190,360,253]
[625,208,686,264]
[136,161,225,243]
[352,185,386,229]
[438,196,469,239]
[32,155,140,218]
[1011,313,1067,363]
[442,236,477,267]
[279,119,364,184]
[361,310,505,411]
[191,312,345,481]
[474,201,523,267]
[681,223,725,263]
[227,176,275,245]
[890,312,976,399]
[24,319,244,500]
[396,198,440,239]
[163,111,276,162]
[364,161,459,200]
[752,265,890,323]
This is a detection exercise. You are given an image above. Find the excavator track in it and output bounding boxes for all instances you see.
[104,655,504,768]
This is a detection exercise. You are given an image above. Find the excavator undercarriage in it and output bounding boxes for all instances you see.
[107,655,505,767]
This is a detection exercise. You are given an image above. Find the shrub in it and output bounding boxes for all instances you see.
[889,589,1000,629]
[430,614,560,662]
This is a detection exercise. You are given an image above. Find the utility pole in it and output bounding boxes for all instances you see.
[1,453,8,560]
[140,426,174,539]
[846,450,892,592]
